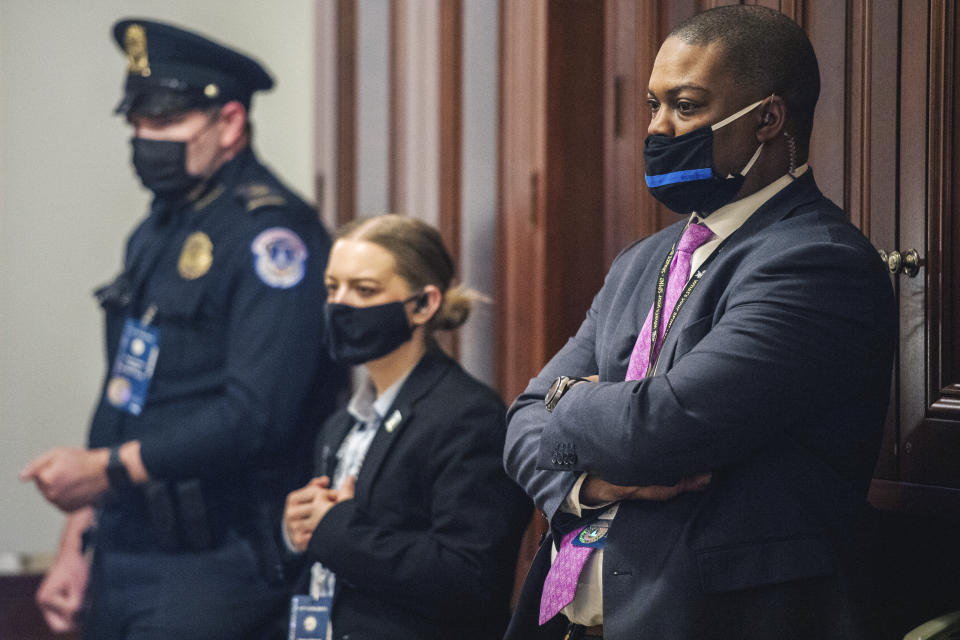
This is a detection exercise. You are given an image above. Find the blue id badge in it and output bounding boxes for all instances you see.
[570,519,610,549]
[288,595,331,640]
[105,307,160,416]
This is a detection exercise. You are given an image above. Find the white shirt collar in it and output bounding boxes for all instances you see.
[693,164,809,241]
[347,365,416,425]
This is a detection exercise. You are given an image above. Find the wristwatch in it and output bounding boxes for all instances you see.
[544,376,589,412]
[106,446,133,492]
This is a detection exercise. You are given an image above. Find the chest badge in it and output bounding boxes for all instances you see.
[384,410,402,433]
[178,231,214,280]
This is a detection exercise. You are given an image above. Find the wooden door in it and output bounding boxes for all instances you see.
[864,0,960,506]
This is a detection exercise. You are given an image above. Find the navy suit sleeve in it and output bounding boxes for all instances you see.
[538,239,895,487]
[503,257,617,521]
[139,215,331,479]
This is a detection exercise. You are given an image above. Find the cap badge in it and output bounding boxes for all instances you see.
[178,231,214,280]
[124,24,151,77]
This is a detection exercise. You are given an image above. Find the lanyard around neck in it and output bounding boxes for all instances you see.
[645,226,732,376]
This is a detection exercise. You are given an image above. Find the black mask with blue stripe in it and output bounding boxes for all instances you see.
[644,99,764,215]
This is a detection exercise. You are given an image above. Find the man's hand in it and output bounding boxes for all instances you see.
[37,544,89,633]
[580,472,712,504]
[282,475,356,552]
[21,448,110,512]
[36,508,93,633]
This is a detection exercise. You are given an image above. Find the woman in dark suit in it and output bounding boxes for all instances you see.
[282,214,532,640]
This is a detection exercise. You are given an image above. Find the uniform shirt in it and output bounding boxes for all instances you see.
[558,165,809,626]
[89,146,337,548]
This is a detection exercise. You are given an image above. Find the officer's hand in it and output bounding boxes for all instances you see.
[20,448,110,512]
[580,472,712,505]
[283,476,338,552]
[36,541,90,633]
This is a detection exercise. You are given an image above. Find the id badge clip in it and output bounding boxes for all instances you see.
[288,595,331,640]
[570,519,609,549]
[105,305,160,416]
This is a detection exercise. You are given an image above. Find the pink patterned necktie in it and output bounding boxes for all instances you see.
[539,221,715,626]
[625,221,715,381]
[539,526,591,624]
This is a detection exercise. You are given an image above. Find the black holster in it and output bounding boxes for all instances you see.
[142,479,218,552]
[140,473,286,585]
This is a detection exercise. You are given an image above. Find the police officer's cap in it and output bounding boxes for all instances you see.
[112,18,274,117]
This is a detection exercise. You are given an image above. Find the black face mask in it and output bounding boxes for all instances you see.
[130,138,203,201]
[643,99,764,215]
[323,293,425,365]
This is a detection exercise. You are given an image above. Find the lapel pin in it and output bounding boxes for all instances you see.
[384,410,402,433]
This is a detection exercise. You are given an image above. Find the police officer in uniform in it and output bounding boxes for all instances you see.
[21,19,340,639]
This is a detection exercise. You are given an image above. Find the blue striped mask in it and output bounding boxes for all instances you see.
[644,99,764,215]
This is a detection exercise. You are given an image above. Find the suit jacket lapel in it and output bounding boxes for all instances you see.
[316,411,355,478]
[353,349,452,498]
[654,171,825,373]
[606,223,684,381]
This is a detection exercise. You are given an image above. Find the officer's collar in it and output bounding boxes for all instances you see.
[150,145,254,218]
[201,145,255,195]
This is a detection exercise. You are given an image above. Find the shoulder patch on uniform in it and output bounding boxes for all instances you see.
[251,227,308,289]
[237,183,287,213]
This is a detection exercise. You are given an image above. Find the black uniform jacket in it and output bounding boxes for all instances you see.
[89,147,340,551]
[303,349,532,640]
[504,172,898,640]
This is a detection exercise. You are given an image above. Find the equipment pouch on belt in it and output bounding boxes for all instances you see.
[143,479,220,552]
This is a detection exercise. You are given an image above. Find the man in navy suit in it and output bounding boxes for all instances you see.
[504,6,897,640]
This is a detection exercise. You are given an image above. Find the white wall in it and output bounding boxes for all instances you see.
[0,0,315,555]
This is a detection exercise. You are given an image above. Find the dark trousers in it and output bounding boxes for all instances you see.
[83,530,288,640]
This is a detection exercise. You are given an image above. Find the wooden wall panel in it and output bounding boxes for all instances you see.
[803,1,846,205]
[948,0,960,413]
[603,0,638,266]
[438,0,463,267]
[335,0,357,227]
[542,1,605,360]
[497,0,548,401]
[899,0,960,487]
[389,0,406,213]
[496,0,604,401]
[926,0,959,420]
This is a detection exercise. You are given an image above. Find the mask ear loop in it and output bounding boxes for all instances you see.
[726,95,778,178]
[740,142,764,176]
[710,98,764,131]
